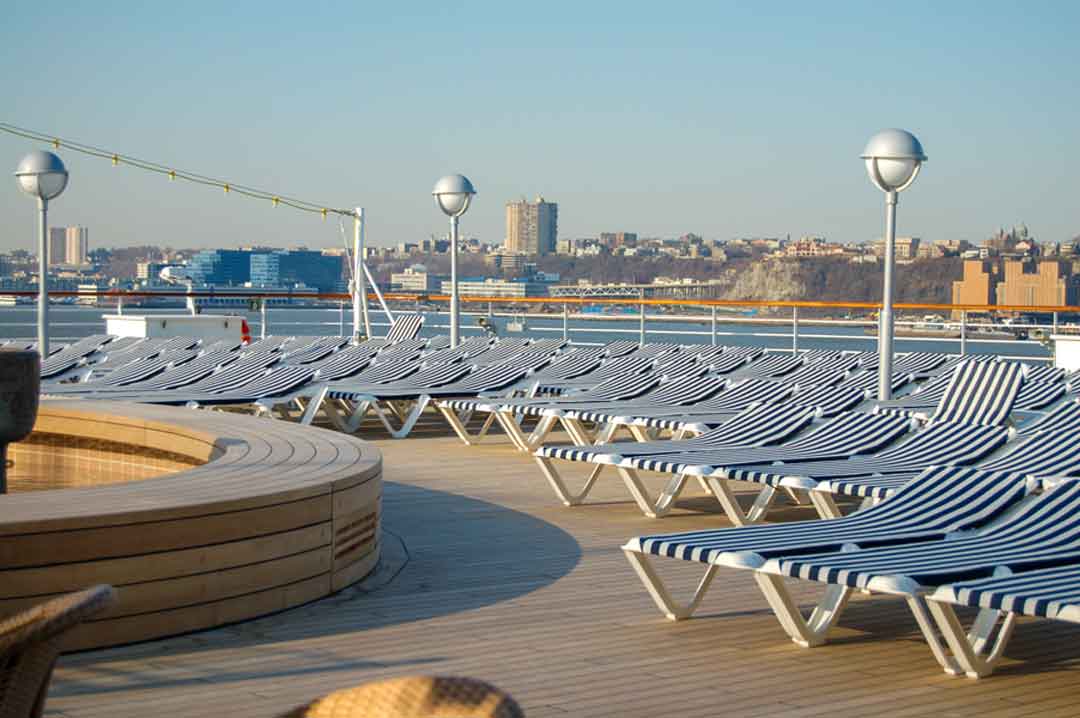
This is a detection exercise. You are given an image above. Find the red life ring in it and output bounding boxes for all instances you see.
[241,318,252,344]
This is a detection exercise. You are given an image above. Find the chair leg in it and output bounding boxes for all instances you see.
[623,549,719,620]
[437,404,493,446]
[560,417,595,446]
[809,490,846,519]
[705,477,777,526]
[496,411,554,452]
[525,414,559,452]
[615,467,692,518]
[782,486,807,505]
[373,397,429,439]
[533,456,606,506]
[753,572,853,647]
[921,599,1016,679]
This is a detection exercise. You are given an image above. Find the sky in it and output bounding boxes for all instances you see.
[1,1,1078,253]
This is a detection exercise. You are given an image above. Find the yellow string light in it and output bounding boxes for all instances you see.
[0,122,354,220]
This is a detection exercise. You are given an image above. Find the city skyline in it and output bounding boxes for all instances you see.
[2,2,1078,253]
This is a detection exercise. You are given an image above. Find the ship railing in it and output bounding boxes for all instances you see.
[0,289,1074,363]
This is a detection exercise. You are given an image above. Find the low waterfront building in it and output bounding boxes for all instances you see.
[439,277,549,298]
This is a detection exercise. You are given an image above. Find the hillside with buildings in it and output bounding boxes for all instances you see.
[3,205,1078,316]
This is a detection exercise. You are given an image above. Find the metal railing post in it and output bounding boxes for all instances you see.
[339,301,345,337]
[711,306,718,346]
[639,290,646,346]
[562,303,569,341]
[260,299,268,340]
[117,294,123,315]
[1053,311,1059,335]
[792,306,800,354]
[960,310,967,356]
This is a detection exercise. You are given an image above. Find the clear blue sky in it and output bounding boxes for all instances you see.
[2,1,1077,252]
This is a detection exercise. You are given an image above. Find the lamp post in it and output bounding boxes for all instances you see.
[15,151,69,357]
[862,129,926,400]
[432,174,476,348]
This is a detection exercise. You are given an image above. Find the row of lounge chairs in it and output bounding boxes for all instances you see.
[397,339,1080,678]
[608,364,1080,679]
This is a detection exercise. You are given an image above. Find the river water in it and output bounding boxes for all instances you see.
[0,305,1051,361]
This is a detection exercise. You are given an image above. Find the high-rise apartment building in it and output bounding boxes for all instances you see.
[48,228,66,266]
[47,226,89,265]
[505,196,557,255]
[65,226,88,265]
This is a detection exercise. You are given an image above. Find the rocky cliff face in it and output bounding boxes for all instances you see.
[724,261,808,301]
[720,257,962,304]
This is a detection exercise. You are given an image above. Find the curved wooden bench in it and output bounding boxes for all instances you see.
[0,400,382,651]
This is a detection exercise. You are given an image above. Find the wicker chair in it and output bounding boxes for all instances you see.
[281,676,524,718]
[0,585,115,718]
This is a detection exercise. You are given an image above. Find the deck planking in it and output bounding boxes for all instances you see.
[46,416,1080,717]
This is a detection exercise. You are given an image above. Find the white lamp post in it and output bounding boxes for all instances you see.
[432,174,476,348]
[15,151,69,357]
[862,129,926,400]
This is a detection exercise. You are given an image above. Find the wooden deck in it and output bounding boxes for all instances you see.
[48,418,1080,718]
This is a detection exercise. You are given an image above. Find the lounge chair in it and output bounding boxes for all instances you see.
[1012,379,1066,411]
[750,478,1080,672]
[535,372,726,448]
[303,355,553,438]
[384,313,425,343]
[38,334,113,378]
[729,421,1011,516]
[927,563,1080,678]
[534,411,911,519]
[619,378,799,433]
[533,402,820,512]
[837,368,913,396]
[893,351,950,377]
[621,466,1034,620]
[726,361,1025,519]
[727,352,803,379]
[814,426,1080,502]
[451,368,665,451]
[92,351,280,400]
[40,348,225,396]
[137,365,320,408]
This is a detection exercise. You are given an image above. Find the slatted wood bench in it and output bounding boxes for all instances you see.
[0,400,382,651]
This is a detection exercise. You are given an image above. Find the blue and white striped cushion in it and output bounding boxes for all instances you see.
[1018,400,1080,436]
[631,467,1032,564]
[385,313,425,343]
[625,411,911,475]
[932,564,1080,621]
[931,361,1026,426]
[773,479,1080,590]
[728,422,1009,488]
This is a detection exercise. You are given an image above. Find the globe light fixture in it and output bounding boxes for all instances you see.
[862,129,926,400]
[432,174,476,348]
[15,151,69,356]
